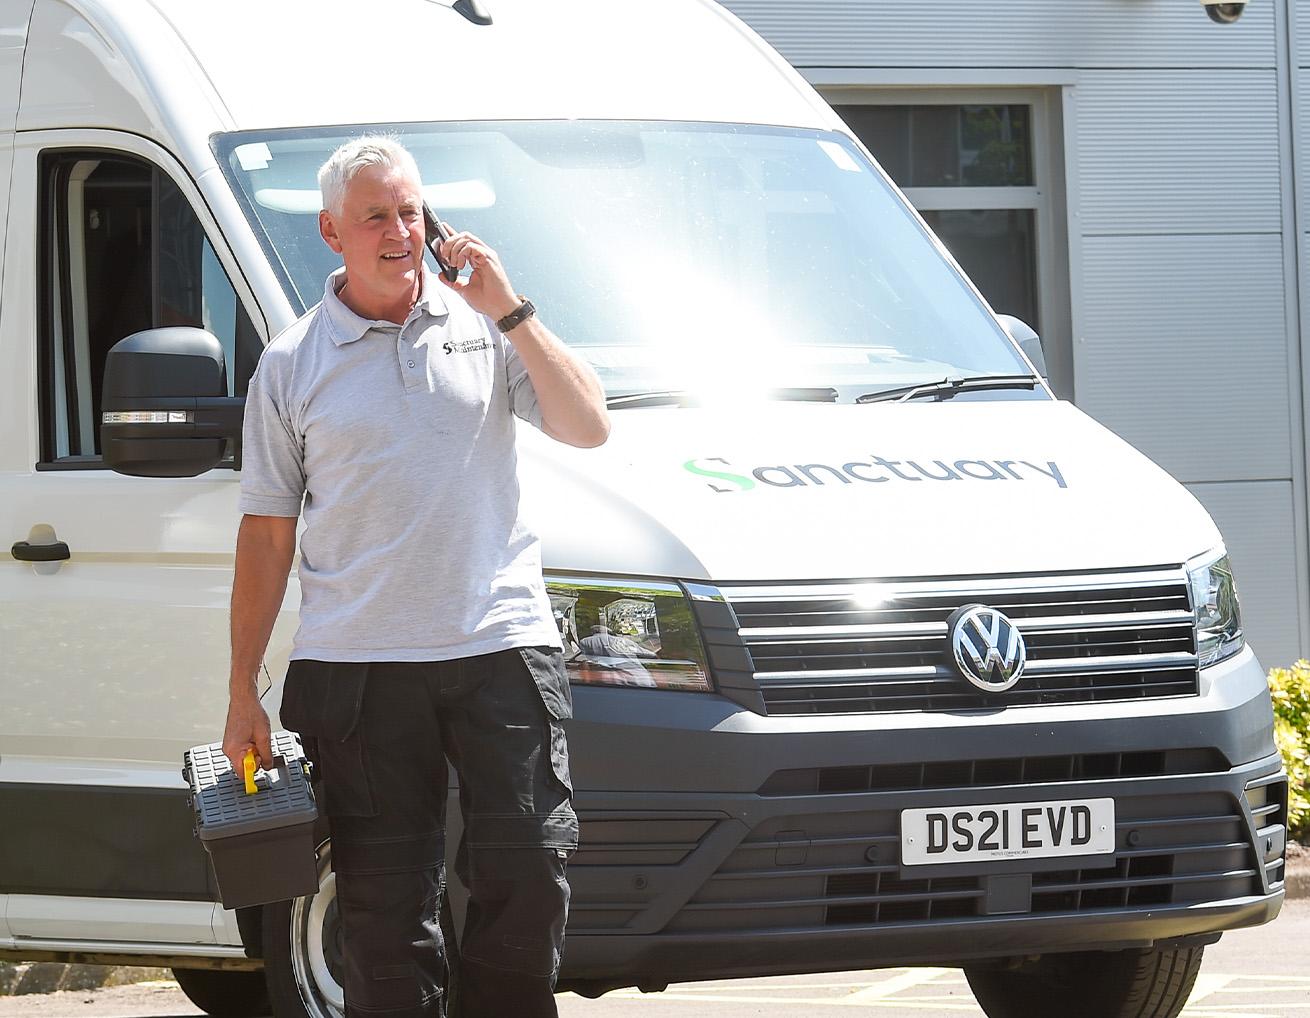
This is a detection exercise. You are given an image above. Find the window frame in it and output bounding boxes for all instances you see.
[34,139,267,472]
[819,86,1073,399]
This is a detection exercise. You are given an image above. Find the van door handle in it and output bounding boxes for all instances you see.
[11,540,71,562]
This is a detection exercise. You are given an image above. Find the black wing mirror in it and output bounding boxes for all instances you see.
[100,327,244,477]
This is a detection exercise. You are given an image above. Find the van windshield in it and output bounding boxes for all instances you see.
[215,122,1035,402]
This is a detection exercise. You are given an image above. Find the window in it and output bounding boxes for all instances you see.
[218,122,1032,403]
[833,101,1044,332]
[38,151,260,466]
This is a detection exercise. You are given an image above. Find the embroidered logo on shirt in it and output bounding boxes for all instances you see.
[443,336,493,356]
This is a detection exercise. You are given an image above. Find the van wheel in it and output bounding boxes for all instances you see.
[171,968,269,1018]
[964,946,1205,1018]
[263,843,345,1018]
[262,842,460,1018]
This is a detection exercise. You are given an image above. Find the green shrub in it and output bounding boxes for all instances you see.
[1268,660,1310,839]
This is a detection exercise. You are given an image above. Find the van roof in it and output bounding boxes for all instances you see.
[20,0,835,143]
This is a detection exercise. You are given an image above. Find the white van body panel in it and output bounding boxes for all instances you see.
[0,4,28,128]
[3,896,238,950]
[146,0,835,134]
[520,400,1224,581]
[0,4,34,367]
[15,0,835,148]
[16,1,232,165]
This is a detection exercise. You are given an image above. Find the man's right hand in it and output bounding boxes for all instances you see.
[223,691,274,775]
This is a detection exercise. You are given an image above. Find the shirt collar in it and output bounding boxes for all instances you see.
[322,265,449,346]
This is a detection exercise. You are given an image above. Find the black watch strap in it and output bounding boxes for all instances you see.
[496,296,536,333]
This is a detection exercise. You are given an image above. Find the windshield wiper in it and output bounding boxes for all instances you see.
[606,387,839,409]
[855,374,1040,404]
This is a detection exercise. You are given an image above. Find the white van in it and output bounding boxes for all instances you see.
[0,1,1286,1017]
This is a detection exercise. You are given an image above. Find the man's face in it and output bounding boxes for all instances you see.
[319,163,425,303]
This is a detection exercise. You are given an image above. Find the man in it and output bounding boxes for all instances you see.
[578,624,658,687]
[222,136,609,1018]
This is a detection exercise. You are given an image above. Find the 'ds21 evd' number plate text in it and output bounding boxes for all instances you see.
[901,798,1115,866]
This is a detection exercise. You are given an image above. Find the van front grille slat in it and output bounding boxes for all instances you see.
[722,571,1200,715]
[758,748,1229,796]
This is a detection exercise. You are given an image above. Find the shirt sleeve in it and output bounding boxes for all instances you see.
[238,346,306,517]
[490,313,545,431]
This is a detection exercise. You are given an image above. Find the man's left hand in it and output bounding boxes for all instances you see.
[436,223,521,322]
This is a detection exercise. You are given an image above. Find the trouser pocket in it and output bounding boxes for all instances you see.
[458,846,570,981]
[516,645,573,720]
[544,719,573,799]
[449,648,579,855]
[280,660,377,818]
[333,864,447,1014]
[514,647,575,800]
[515,646,575,798]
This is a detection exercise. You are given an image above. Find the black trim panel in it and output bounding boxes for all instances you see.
[0,783,216,901]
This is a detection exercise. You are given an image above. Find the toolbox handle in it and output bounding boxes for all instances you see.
[243,750,292,795]
[243,750,258,794]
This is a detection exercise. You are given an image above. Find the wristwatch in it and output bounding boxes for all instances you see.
[496,296,536,333]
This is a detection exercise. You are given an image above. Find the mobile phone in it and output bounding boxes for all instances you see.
[422,201,460,283]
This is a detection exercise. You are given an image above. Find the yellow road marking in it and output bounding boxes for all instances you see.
[847,969,953,1001]
[1184,1006,1283,1016]
[607,993,982,1010]
[1211,978,1310,986]
[585,970,1305,1014]
[648,980,903,991]
[1183,1010,1306,1018]
[1189,974,1240,1004]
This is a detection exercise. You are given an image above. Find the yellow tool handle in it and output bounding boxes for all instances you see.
[243,749,258,795]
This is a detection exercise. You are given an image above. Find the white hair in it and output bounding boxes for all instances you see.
[318,136,422,216]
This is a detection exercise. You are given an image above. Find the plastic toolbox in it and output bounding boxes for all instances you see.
[184,730,320,909]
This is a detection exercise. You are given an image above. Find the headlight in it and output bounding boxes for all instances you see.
[1186,551,1244,667]
[545,575,713,692]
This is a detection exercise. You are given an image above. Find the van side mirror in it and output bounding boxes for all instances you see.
[100,327,245,477]
[996,314,1047,380]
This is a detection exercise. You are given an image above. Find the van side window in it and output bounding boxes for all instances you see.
[38,151,260,466]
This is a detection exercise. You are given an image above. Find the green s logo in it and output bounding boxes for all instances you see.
[684,457,755,494]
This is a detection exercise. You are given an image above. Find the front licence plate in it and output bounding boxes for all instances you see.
[901,797,1115,866]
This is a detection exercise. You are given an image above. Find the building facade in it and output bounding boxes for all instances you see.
[724,0,1310,668]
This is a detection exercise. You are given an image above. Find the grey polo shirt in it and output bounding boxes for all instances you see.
[239,267,563,662]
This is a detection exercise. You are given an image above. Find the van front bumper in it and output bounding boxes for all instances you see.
[560,893,1281,986]
[557,646,1287,984]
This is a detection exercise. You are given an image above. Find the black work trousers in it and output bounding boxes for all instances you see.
[280,646,579,1018]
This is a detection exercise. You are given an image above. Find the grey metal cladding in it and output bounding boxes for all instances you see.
[1078,233,1289,483]
[1184,481,1301,670]
[720,0,1275,69]
[1300,69,1310,224]
[1077,70,1281,236]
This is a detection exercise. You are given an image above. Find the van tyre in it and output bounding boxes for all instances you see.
[964,946,1205,1018]
[171,968,270,1018]
[262,842,460,1018]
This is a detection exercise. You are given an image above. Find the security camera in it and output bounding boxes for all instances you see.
[1201,0,1247,24]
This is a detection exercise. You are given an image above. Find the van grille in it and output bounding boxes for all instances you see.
[665,791,1258,933]
[721,570,1199,715]
[758,748,1229,796]
[1246,776,1288,888]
